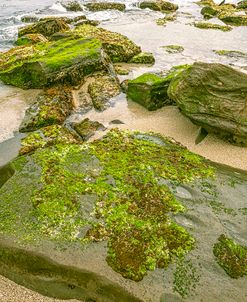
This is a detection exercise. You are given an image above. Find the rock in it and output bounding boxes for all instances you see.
[201,6,218,19]
[127,73,174,110]
[194,21,232,31]
[214,49,247,60]
[74,20,100,27]
[88,73,121,111]
[18,18,70,38]
[219,14,247,26]
[120,79,129,92]
[19,125,79,155]
[162,45,184,53]
[0,37,112,88]
[15,33,48,46]
[60,0,83,11]
[19,86,74,132]
[156,14,177,25]
[129,52,155,64]
[74,24,142,62]
[85,2,126,11]
[0,129,247,301]
[237,0,247,9]
[168,62,247,145]
[139,0,178,12]
[21,15,39,23]
[114,65,130,75]
[71,118,106,140]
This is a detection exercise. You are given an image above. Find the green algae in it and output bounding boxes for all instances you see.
[162,45,184,54]
[129,52,155,64]
[194,22,232,31]
[214,49,247,59]
[0,129,215,280]
[213,235,247,278]
[85,2,126,11]
[156,14,177,26]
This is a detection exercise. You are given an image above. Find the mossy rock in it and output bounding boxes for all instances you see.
[74,20,100,27]
[21,15,39,23]
[88,73,121,111]
[139,0,178,12]
[237,0,247,9]
[162,45,184,54]
[74,24,141,62]
[213,235,247,278]
[219,14,247,26]
[71,118,106,140]
[0,129,217,281]
[127,73,174,110]
[201,6,218,19]
[214,49,247,59]
[114,65,130,75]
[18,18,70,38]
[194,22,232,31]
[0,37,112,88]
[156,14,177,25]
[15,34,48,46]
[19,86,74,132]
[19,125,79,155]
[85,2,126,11]
[129,52,155,64]
[168,62,247,146]
[60,0,83,11]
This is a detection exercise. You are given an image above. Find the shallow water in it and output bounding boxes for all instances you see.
[0,0,247,170]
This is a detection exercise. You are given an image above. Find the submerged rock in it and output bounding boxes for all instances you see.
[127,73,174,110]
[18,18,70,38]
[15,33,48,46]
[71,118,106,140]
[237,0,247,9]
[139,0,178,12]
[219,14,247,26]
[85,2,126,11]
[0,37,112,88]
[162,45,184,53]
[168,62,247,146]
[74,24,141,62]
[19,86,74,132]
[214,49,247,59]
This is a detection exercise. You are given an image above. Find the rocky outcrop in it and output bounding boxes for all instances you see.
[60,0,83,11]
[18,18,70,38]
[85,2,126,11]
[74,24,142,62]
[127,73,174,110]
[168,62,247,145]
[15,33,48,46]
[0,37,112,88]
[139,0,178,12]
[19,86,74,132]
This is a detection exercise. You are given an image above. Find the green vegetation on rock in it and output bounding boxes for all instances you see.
[60,0,83,11]
[15,34,48,46]
[140,0,178,12]
[0,129,215,280]
[74,24,141,62]
[156,14,177,25]
[213,234,247,278]
[194,22,232,31]
[214,49,247,59]
[129,52,155,64]
[71,118,105,140]
[162,45,184,53]
[85,2,126,11]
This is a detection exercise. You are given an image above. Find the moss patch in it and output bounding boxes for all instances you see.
[213,234,247,278]
[85,2,126,11]
[194,22,232,31]
[162,45,184,54]
[214,49,247,59]
[129,52,155,64]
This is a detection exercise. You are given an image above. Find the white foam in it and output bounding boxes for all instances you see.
[50,2,67,12]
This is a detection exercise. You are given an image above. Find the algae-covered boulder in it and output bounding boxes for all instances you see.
[0,37,112,88]
[74,24,141,62]
[168,62,247,145]
[194,22,232,31]
[129,52,155,64]
[15,33,48,46]
[18,18,70,38]
[71,118,106,140]
[237,0,247,9]
[88,72,121,110]
[139,0,178,12]
[127,73,173,110]
[1,128,247,301]
[19,86,74,132]
[60,0,83,11]
[219,14,247,26]
[85,2,126,11]
[201,6,218,19]
[19,125,79,155]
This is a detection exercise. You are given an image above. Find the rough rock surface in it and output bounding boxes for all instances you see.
[71,118,106,140]
[74,25,141,62]
[0,129,246,301]
[139,0,178,12]
[85,2,126,11]
[19,86,74,132]
[18,19,70,38]
[60,0,83,11]
[16,34,48,46]
[168,62,247,145]
[0,37,113,88]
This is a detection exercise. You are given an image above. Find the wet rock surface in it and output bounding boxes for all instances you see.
[168,62,247,146]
